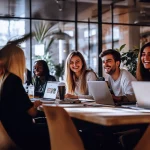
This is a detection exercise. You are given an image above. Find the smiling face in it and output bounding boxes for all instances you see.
[141,46,150,70]
[33,61,44,77]
[69,55,83,76]
[102,54,120,75]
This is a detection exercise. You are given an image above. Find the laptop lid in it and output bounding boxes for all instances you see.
[87,81,115,106]
[43,81,59,100]
[132,81,150,109]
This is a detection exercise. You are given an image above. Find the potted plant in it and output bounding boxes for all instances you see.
[34,21,55,53]
[116,44,139,77]
[54,63,64,81]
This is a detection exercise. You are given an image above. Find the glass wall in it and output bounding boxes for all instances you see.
[0,0,99,80]
[32,20,75,76]
[101,0,150,78]
[78,23,98,73]
[1,0,150,78]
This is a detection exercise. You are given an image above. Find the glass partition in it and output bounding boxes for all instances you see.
[78,23,98,74]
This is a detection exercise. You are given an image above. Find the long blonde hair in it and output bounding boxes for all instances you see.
[65,51,90,94]
[0,44,26,83]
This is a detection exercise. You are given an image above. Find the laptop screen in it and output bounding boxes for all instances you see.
[87,81,115,106]
[132,81,150,108]
[43,81,59,99]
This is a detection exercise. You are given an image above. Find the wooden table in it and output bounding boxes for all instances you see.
[64,107,150,126]
[41,101,150,126]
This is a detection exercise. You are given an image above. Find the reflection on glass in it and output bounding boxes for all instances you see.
[0,19,25,46]
[0,19,30,69]
[78,1,98,22]
[32,20,75,78]
[31,0,75,21]
[78,23,98,74]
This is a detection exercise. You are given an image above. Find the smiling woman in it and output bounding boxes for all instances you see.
[64,51,98,99]
[136,42,150,81]
[33,60,56,97]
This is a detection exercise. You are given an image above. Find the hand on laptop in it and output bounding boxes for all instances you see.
[65,93,78,99]
[112,94,129,103]
[111,94,122,102]
[33,100,42,109]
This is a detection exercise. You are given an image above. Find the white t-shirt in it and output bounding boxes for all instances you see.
[74,71,97,99]
[108,69,137,102]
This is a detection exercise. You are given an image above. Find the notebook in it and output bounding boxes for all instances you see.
[131,81,150,109]
[87,81,115,106]
[31,81,59,101]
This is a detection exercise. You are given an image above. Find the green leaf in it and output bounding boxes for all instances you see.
[45,37,54,53]
[119,44,126,51]
[54,63,64,77]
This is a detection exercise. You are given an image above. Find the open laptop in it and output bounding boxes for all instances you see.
[131,81,150,109]
[87,81,115,106]
[87,81,135,107]
[31,81,59,101]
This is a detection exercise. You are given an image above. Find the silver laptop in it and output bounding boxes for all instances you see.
[131,81,150,109]
[87,81,115,106]
[31,81,59,101]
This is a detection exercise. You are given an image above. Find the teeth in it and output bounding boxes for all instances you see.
[144,61,150,63]
[74,67,79,69]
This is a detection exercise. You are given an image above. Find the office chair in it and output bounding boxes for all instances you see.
[134,124,150,150]
[43,105,85,150]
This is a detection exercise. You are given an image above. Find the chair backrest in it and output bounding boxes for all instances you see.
[43,105,85,150]
[134,125,150,150]
[0,121,19,150]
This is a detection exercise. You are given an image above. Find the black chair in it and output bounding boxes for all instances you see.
[118,129,141,150]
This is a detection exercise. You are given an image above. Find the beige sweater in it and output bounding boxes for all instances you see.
[74,71,97,99]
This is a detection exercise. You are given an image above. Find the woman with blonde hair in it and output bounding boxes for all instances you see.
[136,42,150,81]
[65,51,98,99]
[0,44,49,150]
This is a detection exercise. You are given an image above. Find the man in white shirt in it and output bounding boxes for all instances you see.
[99,49,136,102]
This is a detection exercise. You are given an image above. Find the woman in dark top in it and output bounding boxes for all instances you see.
[33,60,56,97]
[0,44,50,150]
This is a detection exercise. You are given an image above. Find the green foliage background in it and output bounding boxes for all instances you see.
[116,44,139,77]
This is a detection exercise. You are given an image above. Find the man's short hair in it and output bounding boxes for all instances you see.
[99,49,121,62]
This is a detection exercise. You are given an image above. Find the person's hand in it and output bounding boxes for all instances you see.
[33,100,42,108]
[111,94,122,102]
[65,93,78,99]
